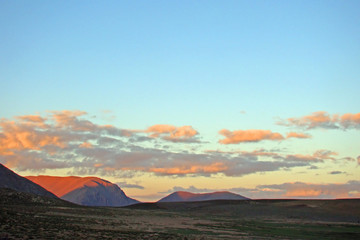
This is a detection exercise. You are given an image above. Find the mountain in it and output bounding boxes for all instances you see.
[0,163,57,198]
[158,191,249,202]
[26,175,139,206]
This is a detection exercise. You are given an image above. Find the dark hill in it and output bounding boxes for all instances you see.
[0,164,57,198]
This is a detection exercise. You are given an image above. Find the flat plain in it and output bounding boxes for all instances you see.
[1,189,360,239]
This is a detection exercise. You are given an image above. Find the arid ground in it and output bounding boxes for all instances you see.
[1,189,360,239]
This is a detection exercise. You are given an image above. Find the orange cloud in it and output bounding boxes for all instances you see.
[279,111,360,129]
[0,119,66,155]
[79,142,92,148]
[340,113,360,128]
[145,124,199,142]
[219,129,284,144]
[285,189,322,197]
[286,132,311,139]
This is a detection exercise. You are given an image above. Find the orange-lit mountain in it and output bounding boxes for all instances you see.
[26,176,139,206]
[158,191,249,202]
[0,164,57,199]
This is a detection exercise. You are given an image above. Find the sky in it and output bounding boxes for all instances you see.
[1,0,359,201]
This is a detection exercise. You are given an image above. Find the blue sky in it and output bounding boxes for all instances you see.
[1,1,359,200]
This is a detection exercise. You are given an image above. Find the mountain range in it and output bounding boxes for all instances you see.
[0,163,251,206]
[158,191,249,202]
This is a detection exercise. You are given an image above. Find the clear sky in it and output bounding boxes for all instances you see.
[1,0,359,201]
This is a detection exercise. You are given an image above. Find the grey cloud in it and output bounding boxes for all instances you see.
[116,181,145,189]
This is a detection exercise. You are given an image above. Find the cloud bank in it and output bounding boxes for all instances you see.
[0,110,355,179]
[278,111,360,130]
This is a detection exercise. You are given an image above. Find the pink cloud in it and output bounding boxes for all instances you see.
[219,129,284,144]
[279,111,360,129]
[144,124,199,142]
[286,132,311,139]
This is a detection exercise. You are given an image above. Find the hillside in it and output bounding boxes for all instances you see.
[27,175,139,206]
[0,164,57,198]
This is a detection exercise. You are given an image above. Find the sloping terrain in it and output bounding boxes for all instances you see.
[27,175,139,206]
[0,164,57,198]
[0,188,75,206]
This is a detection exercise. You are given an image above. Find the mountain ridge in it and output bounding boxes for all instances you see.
[158,190,249,202]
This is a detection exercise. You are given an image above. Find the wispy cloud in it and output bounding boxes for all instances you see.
[257,181,360,198]
[218,129,310,144]
[116,181,144,189]
[160,185,214,194]
[328,171,345,175]
[278,111,360,130]
[286,132,311,139]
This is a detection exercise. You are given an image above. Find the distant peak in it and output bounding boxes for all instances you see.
[159,190,249,202]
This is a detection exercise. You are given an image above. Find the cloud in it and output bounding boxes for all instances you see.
[1,110,355,178]
[160,185,215,194]
[116,181,144,189]
[149,162,228,175]
[0,117,66,155]
[258,181,360,199]
[278,111,360,130]
[143,124,199,143]
[286,132,311,139]
[218,129,284,144]
[278,150,347,163]
[328,171,345,175]
[218,129,310,144]
[340,113,360,129]
[79,142,92,148]
[0,110,130,170]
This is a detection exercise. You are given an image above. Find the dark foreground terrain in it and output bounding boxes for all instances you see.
[1,189,360,239]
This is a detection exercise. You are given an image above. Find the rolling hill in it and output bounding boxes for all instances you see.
[158,191,249,202]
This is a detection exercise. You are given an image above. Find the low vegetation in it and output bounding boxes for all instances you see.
[1,189,359,239]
